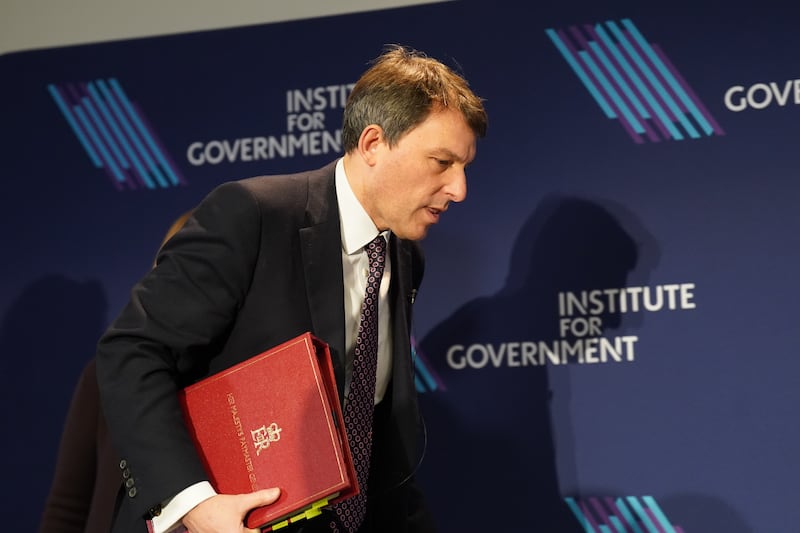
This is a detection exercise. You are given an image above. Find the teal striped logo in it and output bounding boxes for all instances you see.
[567,496,683,532]
[48,79,185,190]
[546,19,724,144]
[412,338,446,393]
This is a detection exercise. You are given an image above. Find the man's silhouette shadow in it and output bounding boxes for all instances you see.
[0,274,107,529]
[417,194,653,532]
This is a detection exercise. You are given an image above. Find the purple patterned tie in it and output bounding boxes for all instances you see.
[334,235,386,533]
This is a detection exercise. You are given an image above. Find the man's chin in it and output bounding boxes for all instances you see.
[396,225,430,241]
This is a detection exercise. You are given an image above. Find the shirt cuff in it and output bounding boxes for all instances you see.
[150,481,217,533]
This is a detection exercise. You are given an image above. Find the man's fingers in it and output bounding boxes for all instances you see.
[240,487,282,532]
[252,487,281,506]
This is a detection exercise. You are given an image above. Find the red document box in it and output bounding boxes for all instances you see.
[179,332,358,530]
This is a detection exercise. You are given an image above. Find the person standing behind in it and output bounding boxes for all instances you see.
[38,211,194,533]
[95,44,487,533]
[37,357,117,533]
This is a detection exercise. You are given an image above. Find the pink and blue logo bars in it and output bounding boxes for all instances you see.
[566,496,684,533]
[48,79,185,190]
[546,19,724,144]
[412,339,447,393]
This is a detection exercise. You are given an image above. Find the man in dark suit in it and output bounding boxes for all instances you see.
[95,45,487,533]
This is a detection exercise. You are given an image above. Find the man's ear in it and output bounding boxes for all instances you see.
[357,124,384,166]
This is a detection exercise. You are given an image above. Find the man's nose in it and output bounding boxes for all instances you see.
[445,167,467,203]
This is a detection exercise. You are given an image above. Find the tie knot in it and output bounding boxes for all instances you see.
[365,235,385,266]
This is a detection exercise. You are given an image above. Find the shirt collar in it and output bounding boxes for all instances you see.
[335,158,388,254]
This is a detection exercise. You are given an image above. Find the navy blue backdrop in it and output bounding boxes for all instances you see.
[2,1,798,531]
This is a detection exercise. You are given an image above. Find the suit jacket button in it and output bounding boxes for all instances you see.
[119,459,127,470]
[125,478,135,489]
[149,504,163,517]
[128,487,137,498]
[122,468,131,479]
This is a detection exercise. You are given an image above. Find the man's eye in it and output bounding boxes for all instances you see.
[437,159,451,166]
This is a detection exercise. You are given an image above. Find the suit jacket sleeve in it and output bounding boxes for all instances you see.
[95,180,264,519]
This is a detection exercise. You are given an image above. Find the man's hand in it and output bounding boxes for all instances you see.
[182,487,281,533]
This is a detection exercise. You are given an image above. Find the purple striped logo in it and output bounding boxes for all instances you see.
[412,338,447,393]
[546,19,724,144]
[567,495,683,532]
[48,79,186,191]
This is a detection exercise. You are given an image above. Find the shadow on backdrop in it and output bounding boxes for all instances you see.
[0,275,107,530]
[417,194,647,532]
[661,492,754,533]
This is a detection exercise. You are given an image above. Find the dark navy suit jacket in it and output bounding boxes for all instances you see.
[96,161,433,532]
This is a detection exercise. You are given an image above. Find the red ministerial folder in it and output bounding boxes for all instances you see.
[178,332,358,530]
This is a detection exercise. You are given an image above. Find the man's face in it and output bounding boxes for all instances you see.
[366,107,478,241]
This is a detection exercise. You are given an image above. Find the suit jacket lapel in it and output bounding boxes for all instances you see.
[389,236,421,467]
[299,163,347,402]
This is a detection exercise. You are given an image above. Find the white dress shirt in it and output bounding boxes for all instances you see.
[335,157,393,405]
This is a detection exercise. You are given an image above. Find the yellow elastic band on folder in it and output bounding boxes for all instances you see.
[269,498,331,531]
[270,518,290,531]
